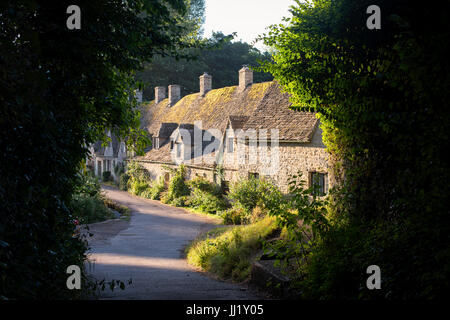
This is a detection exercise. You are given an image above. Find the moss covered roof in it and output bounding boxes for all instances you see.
[141,80,318,142]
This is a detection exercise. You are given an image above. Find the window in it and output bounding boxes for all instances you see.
[176,143,181,158]
[170,140,174,150]
[227,137,234,153]
[310,172,328,196]
[153,137,159,150]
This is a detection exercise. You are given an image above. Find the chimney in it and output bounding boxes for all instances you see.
[239,66,253,91]
[199,72,212,97]
[168,84,181,106]
[155,86,166,104]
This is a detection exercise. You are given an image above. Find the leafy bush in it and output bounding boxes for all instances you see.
[0,0,196,299]
[228,176,283,218]
[187,177,227,214]
[188,176,222,196]
[148,177,166,200]
[259,0,450,299]
[162,165,190,204]
[71,194,115,224]
[221,207,247,225]
[114,162,125,177]
[126,161,151,182]
[102,171,112,182]
[188,188,227,214]
[129,180,150,196]
[171,195,189,207]
[119,173,130,191]
[73,173,101,197]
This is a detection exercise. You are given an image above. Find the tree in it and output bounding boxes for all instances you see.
[0,0,197,299]
[137,32,274,100]
[259,0,450,299]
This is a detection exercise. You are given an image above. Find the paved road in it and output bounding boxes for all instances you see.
[86,186,262,300]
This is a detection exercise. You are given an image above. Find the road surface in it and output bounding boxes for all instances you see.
[85,186,262,300]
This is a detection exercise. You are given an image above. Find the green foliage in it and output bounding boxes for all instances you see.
[187,216,278,282]
[187,177,227,214]
[0,0,196,299]
[162,165,190,204]
[71,194,114,225]
[221,207,247,225]
[148,177,166,200]
[171,195,190,207]
[102,171,112,182]
[137,32,274,99]
[228,176,283,216]
[188,188,226,214]
[119,173,130,191]
[259,0,450,299]
[129,180,150,197]
[114,162,125,178]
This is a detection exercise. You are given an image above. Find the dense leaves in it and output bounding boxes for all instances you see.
[260,0,450,299]
[0,0,196,299]
[137,32,274,99]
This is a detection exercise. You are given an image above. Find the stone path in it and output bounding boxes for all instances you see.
[86,185,262,300]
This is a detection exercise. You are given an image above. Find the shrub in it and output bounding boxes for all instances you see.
[70,194,114,224]
[188,188,227,214]
[188,176,222,196]
[163,165,190,204]
[149,177,165,200]
[221,207,247,225]
[249,206,266,224]
[228,176,283,218]
[171,195,189,207]
[129,180,150,196]
[102,171,112,182]
[70,173,116,224]
[187,177,227,214]
[73,172,101,197]
[114,162,125,177]
[126,161,151,182]
[139,188,153,199]
[119,173,130,191]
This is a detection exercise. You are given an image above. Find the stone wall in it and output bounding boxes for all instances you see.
[135,160,217,183]
[133,126,332,193]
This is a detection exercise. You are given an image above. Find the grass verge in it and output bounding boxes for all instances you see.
[186,215,279,282]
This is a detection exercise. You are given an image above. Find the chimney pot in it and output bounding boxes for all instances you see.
[155,86,166,104]
[168,85,181,106]
[239,66,253,91]
[199,72,212,97]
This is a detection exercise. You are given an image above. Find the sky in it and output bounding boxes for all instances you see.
[203,0,296,51]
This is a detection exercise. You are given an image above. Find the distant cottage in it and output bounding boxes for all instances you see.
[132,67,333,193]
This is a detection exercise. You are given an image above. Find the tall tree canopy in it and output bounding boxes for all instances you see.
[137,32,274,100]
[260,0,450,299]
[0,0,199,299]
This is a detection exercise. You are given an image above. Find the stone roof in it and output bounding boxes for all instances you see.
[155,122,178,138]
[240,83,318,142]
[93,133,121,157]
[139,81,319,163]
[229,115,250,130]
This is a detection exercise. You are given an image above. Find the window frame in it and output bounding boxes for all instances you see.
[309,171,328,196]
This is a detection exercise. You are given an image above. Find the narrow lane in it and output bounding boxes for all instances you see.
[86,186,261,300]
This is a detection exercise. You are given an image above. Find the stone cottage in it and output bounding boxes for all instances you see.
[133,67,332,194]
[88,90,143,181]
